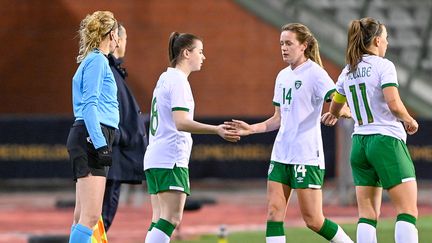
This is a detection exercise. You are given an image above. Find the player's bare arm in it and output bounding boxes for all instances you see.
[322,93,351,126]
[225,106,281,136]
[383,86,418,135]
[173,110,240,142]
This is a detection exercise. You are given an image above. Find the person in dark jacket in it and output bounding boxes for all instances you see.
[102,23,148,231]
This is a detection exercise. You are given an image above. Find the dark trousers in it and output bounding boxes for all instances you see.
[102,180,122,231]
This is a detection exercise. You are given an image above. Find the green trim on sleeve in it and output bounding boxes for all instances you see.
[272,101,280,107]
[324,88,336,102]
[172,107,189,112]
[381,83,399,89]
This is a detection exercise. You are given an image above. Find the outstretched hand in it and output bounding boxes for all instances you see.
[224,119,254,136]
[321,112,338,126]
[217,124,241,142]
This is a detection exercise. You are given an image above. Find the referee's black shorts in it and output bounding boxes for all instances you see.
[66,120,116,181]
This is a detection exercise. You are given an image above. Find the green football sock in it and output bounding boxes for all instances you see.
[266,221,284,237]
[317,218,338,240]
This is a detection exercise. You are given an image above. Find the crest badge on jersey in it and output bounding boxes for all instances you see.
[295,80,302,89]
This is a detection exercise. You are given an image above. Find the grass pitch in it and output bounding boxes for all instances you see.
[172,215,432,243]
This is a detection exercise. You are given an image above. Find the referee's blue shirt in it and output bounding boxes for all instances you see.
[72,49,119,149]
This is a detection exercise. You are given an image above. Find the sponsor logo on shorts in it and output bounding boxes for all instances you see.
[296,177,304,183]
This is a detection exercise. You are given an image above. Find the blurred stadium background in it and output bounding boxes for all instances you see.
[1,0,432,242]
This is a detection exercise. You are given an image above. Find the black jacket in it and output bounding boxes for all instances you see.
[108,54,147,183]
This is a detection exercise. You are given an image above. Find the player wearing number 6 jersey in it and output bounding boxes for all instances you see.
[143,32,240,243]
[227,23,353,243]
[322,17,419,243]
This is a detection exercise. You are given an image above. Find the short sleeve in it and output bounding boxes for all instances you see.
[272,72,282,107]
[314,68,336,102]
[335,68,348,96]
[170,79,193,112]
[380,59,399,89]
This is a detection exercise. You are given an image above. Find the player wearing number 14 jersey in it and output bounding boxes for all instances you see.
[227,23,353,243]
[270,59,334,171]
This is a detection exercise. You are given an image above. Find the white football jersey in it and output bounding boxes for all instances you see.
[271,59,335,169]
[144,67,195,170]
[336,55,406,142]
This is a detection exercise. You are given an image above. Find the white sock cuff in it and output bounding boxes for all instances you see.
[266,235,286,243]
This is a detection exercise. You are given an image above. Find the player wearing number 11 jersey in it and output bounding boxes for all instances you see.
[322,17,419,243]
[335,55,406,140]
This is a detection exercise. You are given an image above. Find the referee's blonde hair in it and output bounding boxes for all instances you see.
[76,11,117,63]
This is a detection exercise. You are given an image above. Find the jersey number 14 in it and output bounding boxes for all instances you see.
[283,88,292,105]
